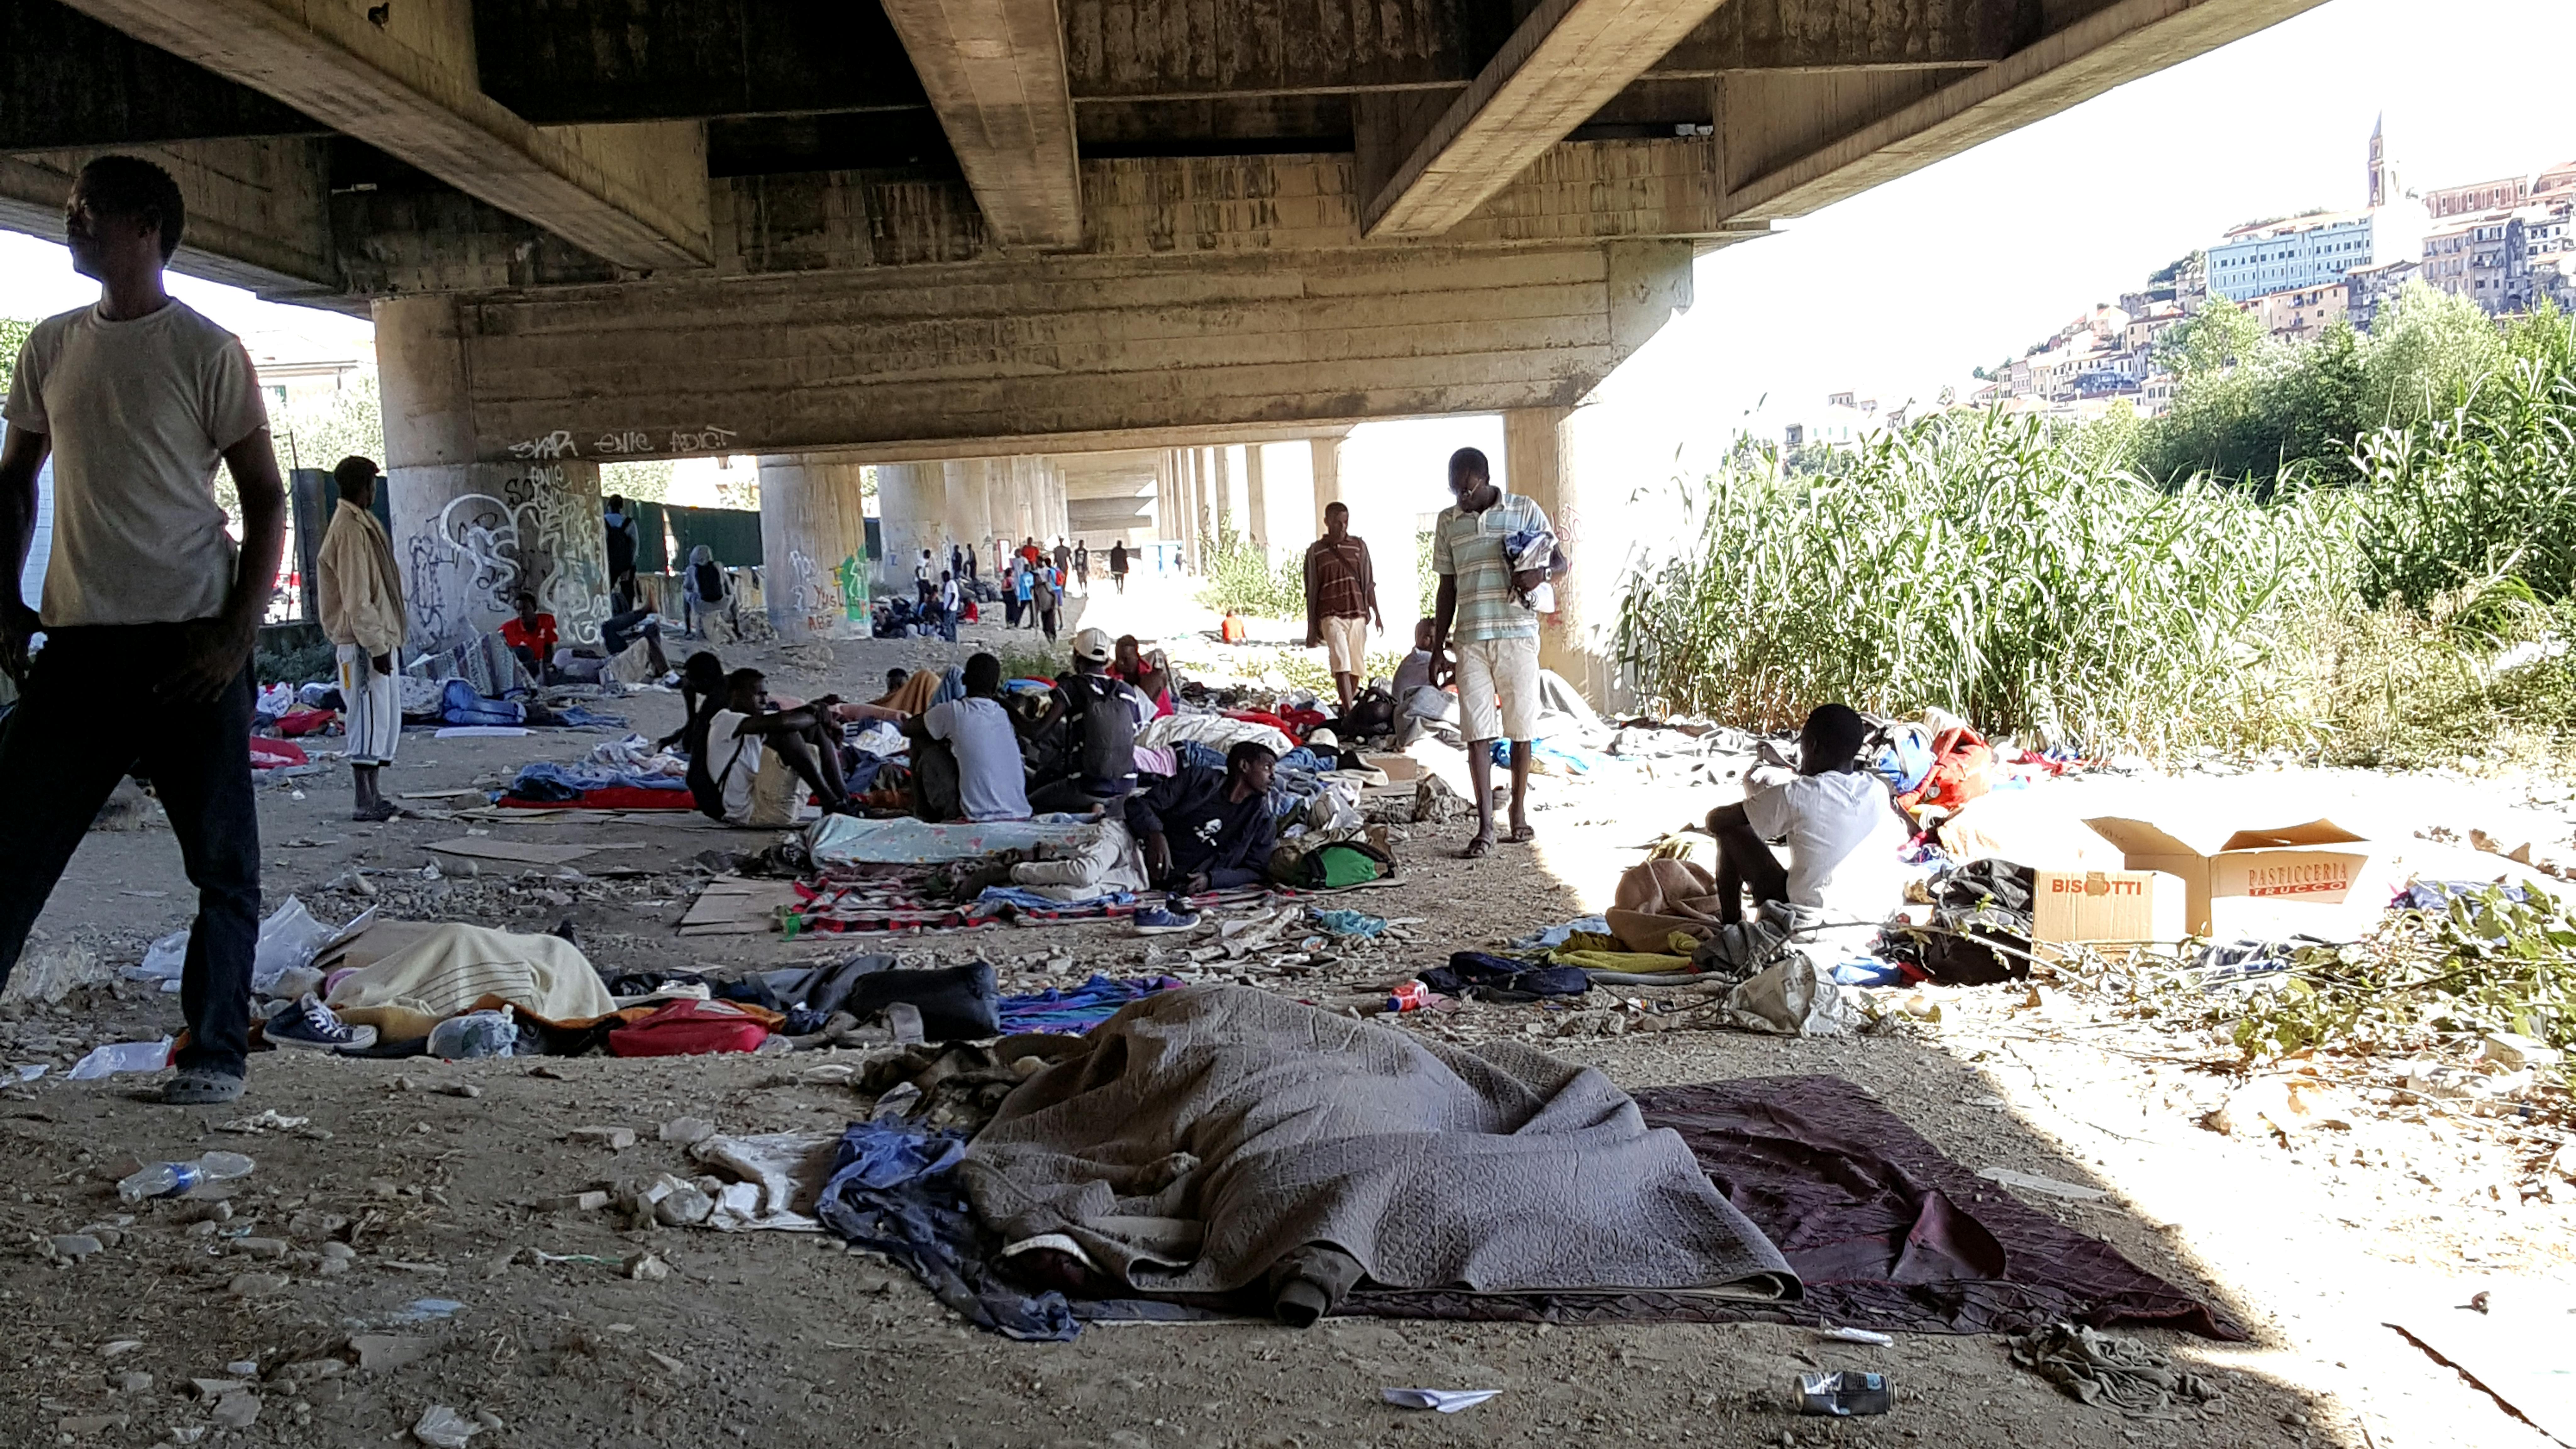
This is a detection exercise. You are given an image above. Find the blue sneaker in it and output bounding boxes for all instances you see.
[1132,905,1202,936]
[266,994,377,1052]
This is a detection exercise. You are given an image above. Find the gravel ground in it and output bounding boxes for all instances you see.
[2,599,2569,1449]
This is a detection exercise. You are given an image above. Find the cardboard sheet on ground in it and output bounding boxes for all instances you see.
[680,877,802,936]
[426,837,601,866]
[2389,1290,2576,1446]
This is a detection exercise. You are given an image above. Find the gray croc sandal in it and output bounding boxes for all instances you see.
[158,1068,245,1105]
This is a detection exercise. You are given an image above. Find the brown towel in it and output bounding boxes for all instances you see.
[1606,858,1730,954]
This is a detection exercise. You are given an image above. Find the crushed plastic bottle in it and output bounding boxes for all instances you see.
[117,1150,254,1203]
[426,1006,515,1059]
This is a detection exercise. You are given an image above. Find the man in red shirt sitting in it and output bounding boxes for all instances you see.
[498,592,558,684]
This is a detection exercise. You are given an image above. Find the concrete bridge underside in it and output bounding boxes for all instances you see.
[2,0,2329,689]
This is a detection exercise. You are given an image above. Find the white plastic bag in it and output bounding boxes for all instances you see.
[67,1037,174,1080]
[130,930,190,990]
[1725,955,1866,1037]
[132,897,341,997]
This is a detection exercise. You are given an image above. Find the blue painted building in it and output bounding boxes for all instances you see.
[2206,211,2379,304]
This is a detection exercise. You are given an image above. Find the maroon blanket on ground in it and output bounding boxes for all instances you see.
[1330,1075,2244,1340]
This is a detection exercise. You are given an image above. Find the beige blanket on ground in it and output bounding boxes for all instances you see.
[324,923,613,1040]
[1607,856,1733,953]
[960,985,1798,1301]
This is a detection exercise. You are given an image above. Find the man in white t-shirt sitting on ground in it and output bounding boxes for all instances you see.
[0,156,287,1105]
[902,652,1031,823]
[690,668,858,826]
[1703,703,1912,959]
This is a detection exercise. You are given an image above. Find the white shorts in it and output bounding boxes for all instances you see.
[1320,615,1368,676]
[1453,634,1539,743]
[335,644,402,767]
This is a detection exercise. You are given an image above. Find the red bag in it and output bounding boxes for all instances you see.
[605,999,769,1057]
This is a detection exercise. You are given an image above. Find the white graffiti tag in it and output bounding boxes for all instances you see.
[428,479,610,647]
[669,424,737,453]
[508,429,580,460]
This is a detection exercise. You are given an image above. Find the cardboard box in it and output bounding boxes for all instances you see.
[2031,869,2186,947]
[2080,816,2396,939]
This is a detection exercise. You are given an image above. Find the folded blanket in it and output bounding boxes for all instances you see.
[962,985,1798,1301]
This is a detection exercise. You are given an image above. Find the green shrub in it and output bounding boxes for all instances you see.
[1616,410,2357,756]
[1196,530,1305,619]
[2357,342,2576,612]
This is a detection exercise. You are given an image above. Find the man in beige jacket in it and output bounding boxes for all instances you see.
[317,456,407,820]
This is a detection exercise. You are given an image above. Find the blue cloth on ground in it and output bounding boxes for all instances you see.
[1507,915,1608,951]
[1826,958,1911,987]
[1420,951,1590,999]
[511,760,686,795]
[1308,907,1385,938]
[1871,732,1934,793]
[1175,740,1227,773]
[556,705,627,729]
[1486,737,1592,773]
[2394,880,2531,911]
[995,974,1183,1036]
[977,886,1137,912]
[814,1119,1076,1341]
[441,678,525,727]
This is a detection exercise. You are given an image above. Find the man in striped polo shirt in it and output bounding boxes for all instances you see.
[1429,446,1556,859]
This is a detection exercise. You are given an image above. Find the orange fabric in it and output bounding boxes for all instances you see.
[1895,726,1994,817]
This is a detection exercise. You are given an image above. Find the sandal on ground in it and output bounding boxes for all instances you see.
[1504,824,1537,844]
[158,1068,245,1105]
[1456,834,1495,860]
[350,800,407,822]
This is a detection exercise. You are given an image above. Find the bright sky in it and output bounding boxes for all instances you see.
[1,0,2565,505]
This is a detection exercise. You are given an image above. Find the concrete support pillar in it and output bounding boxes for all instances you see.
[1503,405,1611,707]
[874,462,948,592]
[754,455,870,639]
[1154,451,1178,547]
[376,293,610,655]
[1211,445,1234,539]
[1037,457,1069,548]
[1310,436,1344,517]
[944,458,995,570]
[1243,444,1269,552]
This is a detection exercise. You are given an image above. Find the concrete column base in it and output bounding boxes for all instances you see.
[1505,404,1620,711]
[756,455,871,639]
[388,459,610,656]
[874,462,950,593]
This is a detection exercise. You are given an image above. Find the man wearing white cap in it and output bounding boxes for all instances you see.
[1027,626,1142,814]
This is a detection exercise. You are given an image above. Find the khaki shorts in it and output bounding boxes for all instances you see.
[1320,614,1369,676]
[1453,633,1540,742]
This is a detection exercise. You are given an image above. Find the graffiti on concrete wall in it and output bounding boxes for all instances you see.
[405,466,610,651]
[833,554,868,621]
[507,424,741,460]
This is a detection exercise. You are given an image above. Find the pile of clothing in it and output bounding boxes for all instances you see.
[500,733,694,809]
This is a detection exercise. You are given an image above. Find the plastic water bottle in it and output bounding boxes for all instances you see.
[117,1150,255,1203]
[426,1007,516,1059]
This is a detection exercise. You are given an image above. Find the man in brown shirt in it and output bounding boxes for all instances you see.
[1302,501,1383,714]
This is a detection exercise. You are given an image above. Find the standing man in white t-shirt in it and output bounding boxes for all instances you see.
[0,156,287,1105]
